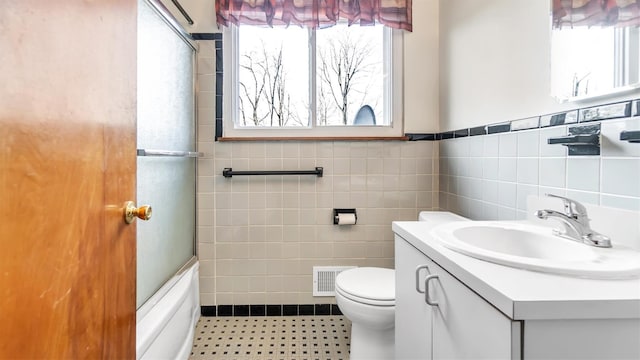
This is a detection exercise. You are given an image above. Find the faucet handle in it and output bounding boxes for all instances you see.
[544,194,588,219]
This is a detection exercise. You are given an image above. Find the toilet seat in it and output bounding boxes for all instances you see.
[335,267,395,307]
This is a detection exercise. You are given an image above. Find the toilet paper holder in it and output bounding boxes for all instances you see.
[333,208,357,225]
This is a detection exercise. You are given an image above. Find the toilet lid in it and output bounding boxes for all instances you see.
[335,267,395,304]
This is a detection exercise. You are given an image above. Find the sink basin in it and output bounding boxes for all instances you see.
[430,221,640,279]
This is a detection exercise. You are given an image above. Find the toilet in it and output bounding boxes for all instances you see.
[334,267,395,360]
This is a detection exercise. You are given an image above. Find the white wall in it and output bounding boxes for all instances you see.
[438,0,640,218]
[439,0,638,131]
[404,0,440,133]
[160,0,219,33]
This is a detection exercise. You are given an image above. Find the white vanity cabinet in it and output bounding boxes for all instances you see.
[396,237,520,360]
[394,214,640,360]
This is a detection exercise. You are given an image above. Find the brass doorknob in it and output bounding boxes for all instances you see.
[123,201,152,224]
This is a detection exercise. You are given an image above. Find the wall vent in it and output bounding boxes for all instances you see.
[312,266,356,297]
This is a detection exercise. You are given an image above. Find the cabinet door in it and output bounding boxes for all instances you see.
[429,261,518,359]
[395,237,434,360]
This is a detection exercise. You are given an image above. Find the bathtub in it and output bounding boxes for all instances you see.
[136,259,200,360]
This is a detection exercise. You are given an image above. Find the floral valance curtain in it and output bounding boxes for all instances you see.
[215,0,412,31]
[552,0,640,28]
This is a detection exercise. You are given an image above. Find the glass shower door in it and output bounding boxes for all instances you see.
[136,0,197,309]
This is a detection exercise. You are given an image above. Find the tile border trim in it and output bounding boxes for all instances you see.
[192,33,222,41]
[214,37,223,140]
[407,99,639,141]
[201,304,342,317]
[405,133,438,141]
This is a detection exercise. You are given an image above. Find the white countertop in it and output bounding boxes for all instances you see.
[392,212,640,321]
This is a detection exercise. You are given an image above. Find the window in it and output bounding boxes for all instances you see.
[223,23,403,138]
[550,26,640,100]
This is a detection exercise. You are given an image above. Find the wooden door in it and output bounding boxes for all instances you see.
[0,1,138,359]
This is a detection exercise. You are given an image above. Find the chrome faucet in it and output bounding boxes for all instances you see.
[535,194,611,248]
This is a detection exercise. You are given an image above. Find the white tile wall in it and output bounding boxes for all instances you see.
[440,116,640,220]
[567,158,600,192]
[196,41,439,306]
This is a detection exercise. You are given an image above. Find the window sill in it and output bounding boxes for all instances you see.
[217,136,409,142]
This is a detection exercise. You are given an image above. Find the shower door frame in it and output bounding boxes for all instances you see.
[137,0,199,311]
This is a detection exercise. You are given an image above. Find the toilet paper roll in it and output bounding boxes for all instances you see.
[336,213,357,225]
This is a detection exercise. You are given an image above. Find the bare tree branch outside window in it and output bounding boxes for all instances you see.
[318,31,371,124]
[238,27,308,127]
[236,24,382,128]
[239,52,268,125]
[316,25,383,126]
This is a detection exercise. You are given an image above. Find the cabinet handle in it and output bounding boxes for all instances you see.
[415,265,430,293]
[424,274,440,307]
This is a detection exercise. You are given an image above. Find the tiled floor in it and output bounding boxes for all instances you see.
[190,316,351,360]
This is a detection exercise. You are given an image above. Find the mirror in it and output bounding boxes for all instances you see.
[551,25,640,101]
